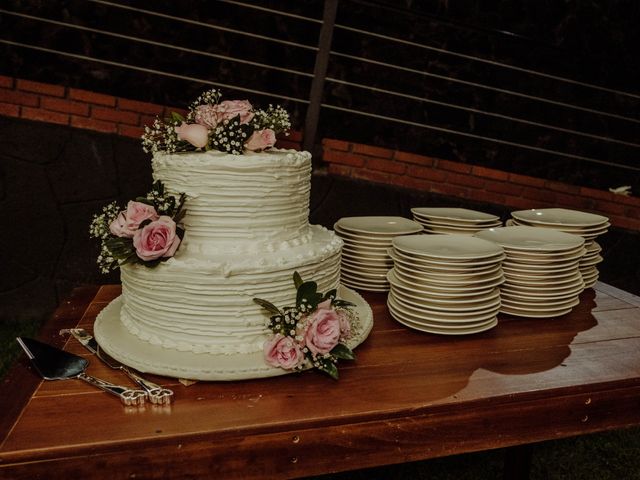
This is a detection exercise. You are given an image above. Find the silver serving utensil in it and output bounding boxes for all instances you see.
[60,328,174,405]
[16,337,146,406]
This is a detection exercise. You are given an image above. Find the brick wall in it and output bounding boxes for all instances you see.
[0,75,303,149]
[323,139,640,232]
[1,75,637,232]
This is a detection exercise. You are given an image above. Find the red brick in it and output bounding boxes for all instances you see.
[71,115,117,133]
[118,124,145,139]
[17,79,64,97]
[41,97,89,116]
[92,106,139,125]
[591,200,625,216]
[437,159,472,174]
[352,168,399,185]
[521,186,556,204]
[0,76,14,88]
[323,150,365,167]
[140,114,159,128]
[608,214,640,232]
[406,165,447,182]
[624,206,640,220]
[0,89,39,106]
[471,165,509,181]
[118,98,164,115]
[553,192,593,210]
[351,143,394,159]
[21,106,69,125]
[446,171,485,189]
[509,172,546,188]
[323,138,351,152]
[392,175,436,193]
[0,102,20,117]
[579,186,614,201]
[503,196,534,211]
[327,164,352,177]
[366,158,406,175]
[430,183,469,198]
[69,88,116,107]
[484,179,523,196]
[545,180,580,195]
[394,150,435,166]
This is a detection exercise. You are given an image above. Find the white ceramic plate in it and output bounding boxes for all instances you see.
[500,287,583,303]
[475,226,584,252]
[341,269,390,286]
[503,270,583,286]
[388,303,499,335]
[389,248,505,269]
[394,264,504,287]
[388,269,504,294]
[499,305,574,318]
[391,287,500,312]
[390,285,500,306]
[335,216,423,236]
[390,292,501,318]
[393,262,502,282]
[511,208,609,227]
[393,234,504,260]
[500,296,579,312]
[411,207,500,224]
[388,270,497,298]
[388,294,499,324]
[505,248,586,264]
[500,278,585,295]
[334,227,398,245]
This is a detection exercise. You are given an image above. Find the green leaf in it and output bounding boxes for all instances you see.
[170,112,185,123]
[331,343,356,361]
[296,281,323,309]
[322,288,337,303]
[320,361,339,380]
[332,299,355,308]
[253,298,282,316]
[293,271,303,290]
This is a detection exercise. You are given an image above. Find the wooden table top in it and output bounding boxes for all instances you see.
[1,282,640,479]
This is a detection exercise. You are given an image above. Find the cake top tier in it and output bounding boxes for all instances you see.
[141,88,291,155]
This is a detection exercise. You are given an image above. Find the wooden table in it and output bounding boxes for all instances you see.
[1,283,640,479]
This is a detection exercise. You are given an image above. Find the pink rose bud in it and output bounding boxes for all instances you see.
[109,201,159,238]
[264,334,303,369]
[244,129,276,152]
[303,303,341,356]
[133,215,181,261]
[175,122,209,148]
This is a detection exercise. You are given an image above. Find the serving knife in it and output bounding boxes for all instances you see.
[16,337,146,406]
[60,328,174,405]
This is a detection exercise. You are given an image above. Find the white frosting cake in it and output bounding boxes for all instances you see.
[118,148,343,355]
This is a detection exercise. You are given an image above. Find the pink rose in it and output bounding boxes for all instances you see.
[109,201,159,238]
[175,122,209,148]
[133,215,181,261]
[244,129,276,152]
[264,334,303,369]
[303,300,341,356]
[194,105,220,129]
[215,100,254,124]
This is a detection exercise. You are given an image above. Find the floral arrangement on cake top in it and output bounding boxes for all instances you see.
[254,273,359,380]
[141,89,292,155]
[89,181,186,273]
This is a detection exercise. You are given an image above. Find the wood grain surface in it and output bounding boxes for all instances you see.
[1,282,639,479]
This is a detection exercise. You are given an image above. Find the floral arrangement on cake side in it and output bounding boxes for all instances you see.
[141,89,292,155]
[254,273,360,380]
[89,181,186,273]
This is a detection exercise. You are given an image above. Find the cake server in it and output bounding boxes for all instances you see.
[60,328,174,405]
[16,337,146,406]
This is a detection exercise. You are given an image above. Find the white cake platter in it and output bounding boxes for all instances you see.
[93,285,373,382]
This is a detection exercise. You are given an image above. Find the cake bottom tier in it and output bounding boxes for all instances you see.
[117,226,342,355]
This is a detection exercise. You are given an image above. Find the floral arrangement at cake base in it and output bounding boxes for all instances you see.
[89,181,186,273]
[254,273,360,380]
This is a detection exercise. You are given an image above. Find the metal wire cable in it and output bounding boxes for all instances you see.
[0,39,309,104]
[322,104,640,172]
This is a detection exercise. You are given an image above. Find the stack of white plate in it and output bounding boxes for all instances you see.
[334,216,423,292]
[509,208,609,288]
[411,207,502,234]
[386,234,505,335]
[475,226,586,318]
